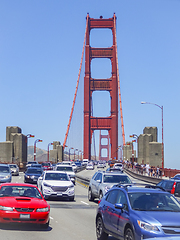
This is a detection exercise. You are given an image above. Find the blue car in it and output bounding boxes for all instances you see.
[24,167,43,184]
[96,184,180,240]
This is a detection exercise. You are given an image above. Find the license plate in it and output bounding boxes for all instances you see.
[57,193,62,196]
[20,214,30,219]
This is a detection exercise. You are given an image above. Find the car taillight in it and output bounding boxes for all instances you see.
[171,182,176,194]
[98,200,102,204]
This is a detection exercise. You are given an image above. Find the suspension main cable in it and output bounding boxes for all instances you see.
[63,14,89,148]
[113,13,125,146]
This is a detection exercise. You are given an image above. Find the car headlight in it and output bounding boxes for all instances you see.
[43,182,51,187]
[0,205,13,211]
[5,175,11,179]
[36,207,49,212]
[25,175,30,178]
[137,220,160,232]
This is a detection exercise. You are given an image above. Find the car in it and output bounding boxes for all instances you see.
[96,184,180,240]
[55,165,76,184]
[88,171,132,201]
[113,162,123,171]
[41,162,52,171]
[31,163,43,170]
[0,183,50,228]
[74,161,82,167]
[157,179,180,197]
[9,164,19,176]
[57,161,72,166]
[86,163,94,170]
[97,161,105,168]
[0,164,12,183]
[172,174,180,180]
[106,167,123,173]
[71,163,78,171]
[24,167,43,184]
[26,161,38,168]
[37,170,75,201]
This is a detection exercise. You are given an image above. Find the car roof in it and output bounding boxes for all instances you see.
[98,170,127,176]
[45,170,68,174]
[112,183,168,193]
[0,164,9,166]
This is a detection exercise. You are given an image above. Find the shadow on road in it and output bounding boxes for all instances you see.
[0,223,52,232]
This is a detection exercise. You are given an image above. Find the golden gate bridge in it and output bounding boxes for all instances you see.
[63,14,125,161]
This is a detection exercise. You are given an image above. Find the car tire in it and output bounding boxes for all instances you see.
[88,188,94,201]
[99,191,103,200]
[69,196,74,201]
[96,216,108,240]
[124,227,134,240]
[41,219,50,229]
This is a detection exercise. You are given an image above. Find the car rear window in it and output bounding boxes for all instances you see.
[103,175,131,183]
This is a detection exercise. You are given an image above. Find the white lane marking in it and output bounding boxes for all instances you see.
[81,201,89,205]
[50,216,53,220]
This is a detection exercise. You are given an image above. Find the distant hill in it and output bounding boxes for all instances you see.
[28,146,47,162]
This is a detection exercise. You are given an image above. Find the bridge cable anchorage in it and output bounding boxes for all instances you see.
[113,14,126,146]
[63,15,89,149]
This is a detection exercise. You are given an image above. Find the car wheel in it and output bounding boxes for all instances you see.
[124,227,134,240]
[41,219,50,229]
[96,216,108,240]
[99,191,103,200]
[88,188,94,201]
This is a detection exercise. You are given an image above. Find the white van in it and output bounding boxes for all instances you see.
[82,159,89,166]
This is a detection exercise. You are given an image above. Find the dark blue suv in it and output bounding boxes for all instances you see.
[96,184,180,240]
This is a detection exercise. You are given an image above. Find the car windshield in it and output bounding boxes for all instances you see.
[128,192,180,212]
[56,166,73,172]
[0,186,42,199]
[9,165,17,168]
[26,168,42,174]
[103,175,131,183]
[45,172,69,181]
[42,163,50,166]
[0,166,10,173]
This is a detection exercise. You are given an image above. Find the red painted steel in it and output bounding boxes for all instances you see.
[84,14,119,160]
[99,131,110,161]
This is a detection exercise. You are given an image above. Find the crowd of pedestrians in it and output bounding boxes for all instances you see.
[123,160,163,178]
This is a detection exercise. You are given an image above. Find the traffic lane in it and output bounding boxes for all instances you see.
[0,174,98,240]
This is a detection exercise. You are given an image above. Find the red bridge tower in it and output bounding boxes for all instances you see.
[84,14,118,160]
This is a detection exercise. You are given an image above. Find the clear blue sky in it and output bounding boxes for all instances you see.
[0,0,180,169]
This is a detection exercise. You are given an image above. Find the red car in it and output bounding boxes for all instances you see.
[41,162,52,171]
[0,183,50,228]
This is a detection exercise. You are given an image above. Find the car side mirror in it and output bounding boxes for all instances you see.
[38,177,43,180]
[97,179,101,183]
[115,203,124,209]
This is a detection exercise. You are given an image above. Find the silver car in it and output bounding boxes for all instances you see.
[9,164,19,176]
[37,170,75,201]
[88,170,132,201]
[0,164,12,183]
[55,165,76,184]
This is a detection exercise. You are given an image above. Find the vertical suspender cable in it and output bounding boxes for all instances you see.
[63,15,89,148]
[114,14,126,146]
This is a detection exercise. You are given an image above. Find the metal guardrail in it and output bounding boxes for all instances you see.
[75,166,164,186]
[124,168,163,184]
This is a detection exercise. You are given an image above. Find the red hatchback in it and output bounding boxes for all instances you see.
[0,183,50,228]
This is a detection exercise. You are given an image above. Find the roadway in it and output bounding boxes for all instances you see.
[0,167,153,240]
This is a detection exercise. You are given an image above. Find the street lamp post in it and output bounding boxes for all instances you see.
[47,142,54,162]
[78,150,81,161]
[141,101,164,168]
[69,147,74,161]
[34,139,43,161]
[130,134,138,158]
